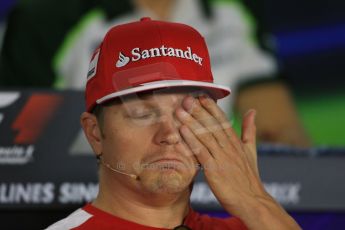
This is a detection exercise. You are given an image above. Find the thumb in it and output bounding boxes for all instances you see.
[241,109,257,146]
[241,110,258,173]
[241,109,256,154]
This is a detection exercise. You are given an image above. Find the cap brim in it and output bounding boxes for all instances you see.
[96,80,230,105]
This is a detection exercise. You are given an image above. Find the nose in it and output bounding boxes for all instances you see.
[154,115,181,145]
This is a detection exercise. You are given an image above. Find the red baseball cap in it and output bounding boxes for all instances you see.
[85,17,230,112]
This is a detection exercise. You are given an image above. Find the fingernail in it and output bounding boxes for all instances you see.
[245,109,256,117]
[176,107,188,118]
[197,94,207,102]
[245,109,256,123]
[183,96,194,112]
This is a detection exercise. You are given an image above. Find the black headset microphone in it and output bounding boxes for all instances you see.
[96,154,139,180]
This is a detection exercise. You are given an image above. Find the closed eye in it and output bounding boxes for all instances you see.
[131,113,154,119]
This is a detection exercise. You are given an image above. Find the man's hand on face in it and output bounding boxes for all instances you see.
[176,95,301,230]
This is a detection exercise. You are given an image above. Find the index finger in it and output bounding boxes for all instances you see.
[198,95,242,146]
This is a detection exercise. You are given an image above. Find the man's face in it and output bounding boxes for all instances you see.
[99,91,200,194]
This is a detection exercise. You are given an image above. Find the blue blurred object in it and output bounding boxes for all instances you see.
[0,0,16,21]
[292,212,345,230]
[276,23,345,58]
[257,144,345,156]
[204,211,345,230]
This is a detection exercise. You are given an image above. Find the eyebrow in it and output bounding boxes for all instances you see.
[120,98,159,112]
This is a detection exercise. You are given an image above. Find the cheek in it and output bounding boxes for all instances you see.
[103,127,155,161]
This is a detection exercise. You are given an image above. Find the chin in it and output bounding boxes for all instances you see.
[142,170,192,194]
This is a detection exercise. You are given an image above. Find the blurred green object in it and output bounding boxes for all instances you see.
[232,91,345,147]
[296,92,345,146]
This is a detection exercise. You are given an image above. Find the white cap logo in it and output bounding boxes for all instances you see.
[116,52,130,67]
[116,46,203,68]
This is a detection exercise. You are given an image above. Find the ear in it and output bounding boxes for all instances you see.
[80,112,103,156]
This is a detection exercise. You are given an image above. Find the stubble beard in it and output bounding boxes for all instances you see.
[140,168,193,194]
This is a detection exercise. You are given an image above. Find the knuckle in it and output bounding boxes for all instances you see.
[200,96,211,106]
[194,126,209,136]
[191,146,203,155]
[209,124,223,132]
[196,131,212,143]
[190,102,201,114]
[221,121,231,129]
[215,111,226,120]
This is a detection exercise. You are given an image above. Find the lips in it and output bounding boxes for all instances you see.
[151,158,183,164]
[145,156,186,170]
